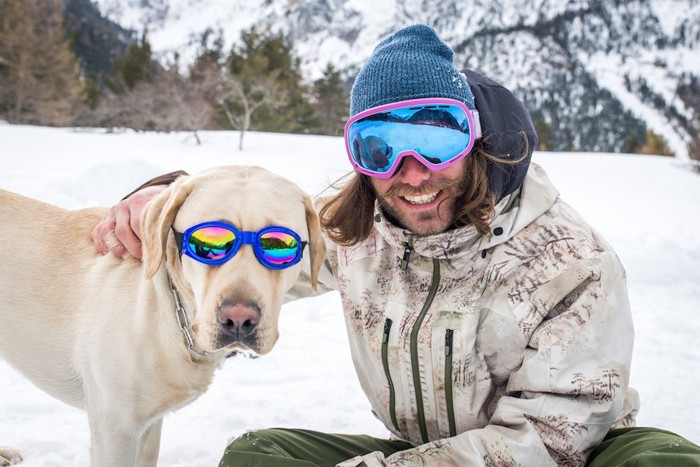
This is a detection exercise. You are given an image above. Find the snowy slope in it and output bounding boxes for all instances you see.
[0,123,698,466]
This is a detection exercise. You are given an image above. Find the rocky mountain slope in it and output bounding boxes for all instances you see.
[94,0,700,159]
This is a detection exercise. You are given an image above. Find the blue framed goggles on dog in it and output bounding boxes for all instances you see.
[173,221,306,269]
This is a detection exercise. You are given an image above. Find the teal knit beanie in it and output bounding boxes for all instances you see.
[350,24,476,116]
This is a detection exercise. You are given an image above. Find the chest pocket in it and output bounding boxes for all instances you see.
[429,305,525,440]
[429,310,492,439]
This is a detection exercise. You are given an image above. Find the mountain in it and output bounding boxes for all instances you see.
[64,0,134,81]
[93,0,699,159]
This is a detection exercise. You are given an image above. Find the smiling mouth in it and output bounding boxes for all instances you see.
[401,191,440,205]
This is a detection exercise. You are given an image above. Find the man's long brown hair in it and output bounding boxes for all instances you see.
[319,141,516,246]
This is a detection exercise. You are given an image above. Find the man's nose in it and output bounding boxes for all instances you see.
[394,155,431,186]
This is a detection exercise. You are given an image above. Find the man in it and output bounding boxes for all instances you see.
[94,24,700,466]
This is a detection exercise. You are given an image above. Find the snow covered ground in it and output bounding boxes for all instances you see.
[1,124,698,466]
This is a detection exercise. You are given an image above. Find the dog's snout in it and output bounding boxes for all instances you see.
[217,300,260,339]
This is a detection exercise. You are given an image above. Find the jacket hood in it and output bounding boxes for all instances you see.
[463,69,537,201]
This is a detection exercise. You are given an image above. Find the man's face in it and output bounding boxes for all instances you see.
[371,155,467,235]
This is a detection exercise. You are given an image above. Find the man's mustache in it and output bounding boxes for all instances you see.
[384,179,463,198]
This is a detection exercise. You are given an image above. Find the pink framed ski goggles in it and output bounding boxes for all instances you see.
[344,98,481,178]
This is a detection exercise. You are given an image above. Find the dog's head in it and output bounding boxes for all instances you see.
[139,166,326,356]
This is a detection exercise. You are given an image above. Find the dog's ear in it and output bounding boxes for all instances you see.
[142,177,193,278]
[302,192,326,291]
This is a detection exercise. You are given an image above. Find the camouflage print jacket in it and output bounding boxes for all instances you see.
[297,163,639,467]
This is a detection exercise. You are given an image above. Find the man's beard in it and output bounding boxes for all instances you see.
[376,177,466,234]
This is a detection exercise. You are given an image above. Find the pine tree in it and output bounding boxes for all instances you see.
[313,63,348,136]
[223,27,318,142]
[533,118,554,151]
[639,130,672,157]
[677,73,700,162]
[0,0,83,125]
[113,32,155,92]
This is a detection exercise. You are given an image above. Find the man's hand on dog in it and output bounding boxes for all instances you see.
[92,185,166,259]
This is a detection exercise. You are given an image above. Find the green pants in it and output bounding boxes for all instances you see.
[587,427,700,466]
[219,426,700,467]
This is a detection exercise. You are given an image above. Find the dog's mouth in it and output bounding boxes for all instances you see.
[212,333,265,359]
[214,333,258,352]
[185,322,263,358]
[225,348,259,359]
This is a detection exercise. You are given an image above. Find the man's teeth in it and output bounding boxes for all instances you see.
[402,191,439,205]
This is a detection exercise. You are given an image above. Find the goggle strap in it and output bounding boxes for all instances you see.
[172,228,185,257]
[471,110,482,139]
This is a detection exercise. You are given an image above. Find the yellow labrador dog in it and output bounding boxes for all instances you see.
[0,166,325,466]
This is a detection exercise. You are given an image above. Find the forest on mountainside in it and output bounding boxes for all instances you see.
[0,0,348,142]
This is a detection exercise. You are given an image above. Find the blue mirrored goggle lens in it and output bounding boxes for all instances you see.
[348,104,472,173]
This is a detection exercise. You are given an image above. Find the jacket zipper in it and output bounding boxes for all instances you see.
[410,257,441,443]
[400,235,414,270]
[444,329,456,437]
[381,318,399,431]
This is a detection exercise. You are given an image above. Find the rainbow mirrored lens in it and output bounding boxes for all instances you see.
[188,226,236,261]
[259,231,300,266]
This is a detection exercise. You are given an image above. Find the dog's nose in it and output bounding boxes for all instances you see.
[217,300,260,339]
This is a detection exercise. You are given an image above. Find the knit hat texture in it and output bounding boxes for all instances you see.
[350,24,475,116]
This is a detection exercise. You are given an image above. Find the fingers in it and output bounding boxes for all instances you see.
[92,184,164,260]
[91,201,139,259]
[113,202,143,259]
[91,208,116,255]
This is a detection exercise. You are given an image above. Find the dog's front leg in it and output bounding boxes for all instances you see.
[135,418,162,467]
[89,415,141,467]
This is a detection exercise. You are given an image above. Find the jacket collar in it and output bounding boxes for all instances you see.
[371,163,559,270]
